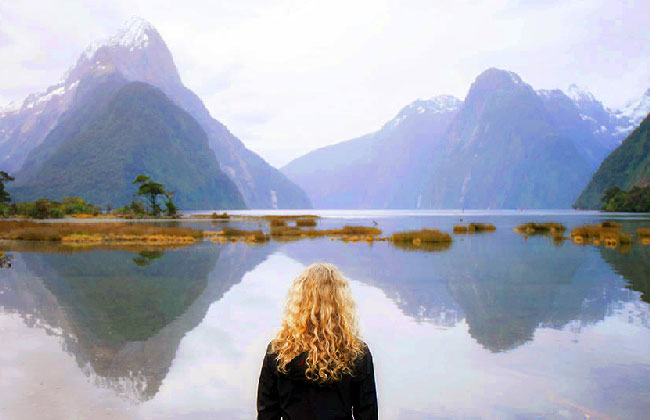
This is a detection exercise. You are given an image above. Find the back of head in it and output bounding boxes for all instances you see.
[272,262,364,383]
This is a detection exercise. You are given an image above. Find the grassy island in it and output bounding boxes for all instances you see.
[0,221,203,245]
[570,222,632,248]
[453,223,496,234]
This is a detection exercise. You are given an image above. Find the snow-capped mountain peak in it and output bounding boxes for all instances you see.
[83,16,154,60]
[567,83,597,104]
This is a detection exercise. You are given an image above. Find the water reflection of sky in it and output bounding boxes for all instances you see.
[141,252,650,419]
[2,213,650,419]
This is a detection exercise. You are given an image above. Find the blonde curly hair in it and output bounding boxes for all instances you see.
[271,262,364,382]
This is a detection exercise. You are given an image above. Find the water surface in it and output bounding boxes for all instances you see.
[1,211,649,419]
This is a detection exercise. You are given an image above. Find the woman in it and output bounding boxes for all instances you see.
[257,263,378,419]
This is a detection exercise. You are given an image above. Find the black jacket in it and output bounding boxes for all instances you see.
[257,343,378,419]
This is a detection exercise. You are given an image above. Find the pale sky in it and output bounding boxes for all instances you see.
[0,0,648,167]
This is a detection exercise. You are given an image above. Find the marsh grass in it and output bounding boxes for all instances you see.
[269,225,381,238]
[514,222,567,235]
[0,221,203,244]
[269,219,287,227]
[207,227,269,242]
[295,218,317,227]
[453,223,496,234]
[570,222,632,248]
[390,229,452,245]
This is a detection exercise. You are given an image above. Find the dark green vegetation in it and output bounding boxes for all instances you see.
[7,197,101,219]
[131,174,177,216]
[0,170,14,217]
[10,79,245,210]
[599,186,650,212]
[575,113,650,209]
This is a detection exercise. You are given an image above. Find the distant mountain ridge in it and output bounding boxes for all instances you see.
[0,17,310,209]
[282,95,462,208]
[283,68,644,209]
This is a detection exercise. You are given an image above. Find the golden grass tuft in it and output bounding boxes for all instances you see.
[61,233,196,245]
[269,225,381,238]
[390,229,452,244]
[295,218,317,227]
[453,223,496,234]
[570,223,631,248]
[453,225,468,234]
[210,227,270,242]
[269,219,287,227]
[514,222,567,235]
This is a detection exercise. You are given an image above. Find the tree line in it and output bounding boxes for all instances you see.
[0,171,178,219]
[600,186,650,212]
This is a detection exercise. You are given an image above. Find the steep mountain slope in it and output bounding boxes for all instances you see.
[0,17,309,209]
[282,96,461,208]
[0,79,81,173]
[574,113,650,209]
[537,89,612,166]
[419,69,595,209]
[10,81,245,209]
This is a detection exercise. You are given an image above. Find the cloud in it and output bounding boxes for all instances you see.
[0,0,648,167]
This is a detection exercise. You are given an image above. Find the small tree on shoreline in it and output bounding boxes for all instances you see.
[132,175,177,217]
[133,175,166,216]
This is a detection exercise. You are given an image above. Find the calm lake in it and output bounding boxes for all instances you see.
[1,210,650,419]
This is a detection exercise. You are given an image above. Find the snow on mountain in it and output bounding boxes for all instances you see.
[387,95,462,128]
[563,83,649,142]
[614,89,650,132]
[83,17,153,59]
[567,83,597,104]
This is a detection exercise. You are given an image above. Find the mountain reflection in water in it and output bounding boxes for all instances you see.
[1,214,649,419]
[283,232,646,352]
[0,242,276,402]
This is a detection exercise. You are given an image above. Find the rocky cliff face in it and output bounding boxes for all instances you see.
[418,68,594,209]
